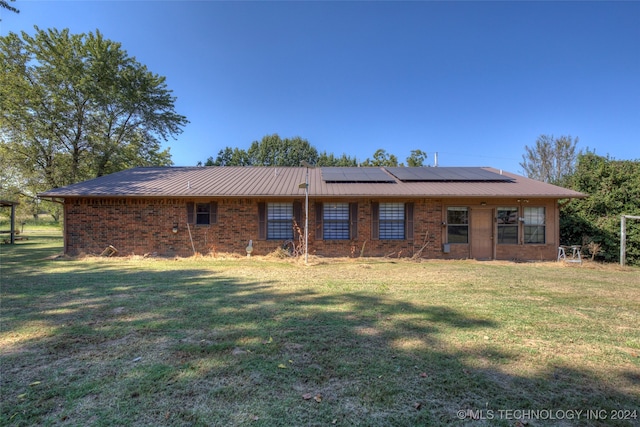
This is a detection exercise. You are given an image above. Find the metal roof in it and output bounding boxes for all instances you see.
[38,166,587,199]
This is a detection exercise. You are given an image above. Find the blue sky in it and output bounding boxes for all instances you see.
[1,1,638,174]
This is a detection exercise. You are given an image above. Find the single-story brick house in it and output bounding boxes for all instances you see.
[39,166,585,260]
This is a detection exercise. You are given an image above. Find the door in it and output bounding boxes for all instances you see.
[471,208,494,260]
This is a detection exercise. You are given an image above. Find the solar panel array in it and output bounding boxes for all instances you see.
[385,167,514,182]
[321,167,396,183]
[320,167,513,183]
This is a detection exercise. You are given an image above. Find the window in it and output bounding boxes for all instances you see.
[379,203,405,239]
[187,202,217,225]
[447,207,468,243]
[524,207,545,244]
[323,203,350,240]
[316,203,357,240]
[371,202,413,240]
[267,203,293,240]
[196,204,211,225]
[497,207,518,244]
[258,202,301,240]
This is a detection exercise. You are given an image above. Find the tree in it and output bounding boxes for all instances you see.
[246,134,318,166]
[406,149,428,167]
[317,151,357,167]
[520,135,579,185]
[204,135,321,167]
[560,152,640,265]
[205,147,251,166]
[361,149,398,167]
[0,27,188,191]
[1,0,19,15]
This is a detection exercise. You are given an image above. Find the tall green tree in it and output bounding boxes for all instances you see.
[205,147,251,166]
[406,149,428,167]
[520,135,579,185]
[0,27,188,190]
[204,135,319,167]
[361,149,398,167]
[247,134,318,166]
[560,152,640,265]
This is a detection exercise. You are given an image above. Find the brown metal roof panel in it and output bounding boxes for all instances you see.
[38,166,586,199]
[192,167,305,196]
[267,168,300,196]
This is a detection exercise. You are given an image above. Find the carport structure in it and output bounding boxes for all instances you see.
[0,200,19,244]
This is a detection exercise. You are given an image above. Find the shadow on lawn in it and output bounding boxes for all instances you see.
[2,259,639,426]
[0,234,63,266]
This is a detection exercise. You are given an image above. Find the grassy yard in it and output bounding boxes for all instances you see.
[1,230,639,426]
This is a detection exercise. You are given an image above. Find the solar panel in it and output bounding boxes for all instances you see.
[321,167,396,183]
[385,167,514,182]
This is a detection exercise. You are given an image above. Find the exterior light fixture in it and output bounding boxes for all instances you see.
[172,223,178,234]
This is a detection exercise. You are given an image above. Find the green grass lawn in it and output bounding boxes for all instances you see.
[1,230,639,426]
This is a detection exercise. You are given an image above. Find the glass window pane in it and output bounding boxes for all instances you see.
[524,207,545,225]
[447,207,468,243]
[525,225,545,244]
[324,203,349,220]
[324,203,349,240]
[497,225,518,244]
[379,203,404,239]
[196,203,210,225]
[447,207,468,225]
[497,207,518,244]
[267,203,293,240]
[497,207,518,224]
[523,207,545,244]
[448,225,468,243]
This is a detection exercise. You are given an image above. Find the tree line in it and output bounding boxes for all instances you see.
[200,134,428,168]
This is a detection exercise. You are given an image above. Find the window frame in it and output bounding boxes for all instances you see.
[496,207,519,244]
[322,202,350,240]
[187,201,217,226]
[447,207,469,244]
[524,206,546,244]
[316,202,358,241]
[371,202,413,241]
[378,202,406,240]
[266,202,294,240]
[257,202,302,241]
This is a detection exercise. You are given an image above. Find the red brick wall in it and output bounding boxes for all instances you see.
[63,197,558,260]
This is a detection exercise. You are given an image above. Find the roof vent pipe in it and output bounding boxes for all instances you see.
[434,152,438,167]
